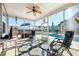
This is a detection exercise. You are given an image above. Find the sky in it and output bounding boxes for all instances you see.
[2,4,79,27]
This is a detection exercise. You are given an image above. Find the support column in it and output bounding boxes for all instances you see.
[15,16,18,38]
[0,3,2,37]
[41,17,49,41]
[6,15,9,33]
[15,16,17,26]
[33,21,36,30]
[3,3,9,33]
[46,16,49,42]
[23,19,25,38]
[47,16,49,35]
[63,10,65,34]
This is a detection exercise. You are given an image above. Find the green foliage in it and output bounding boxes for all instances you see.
[75,17,79,24]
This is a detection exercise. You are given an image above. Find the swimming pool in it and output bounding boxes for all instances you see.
[49,33,79,42]
[73,37,79,42]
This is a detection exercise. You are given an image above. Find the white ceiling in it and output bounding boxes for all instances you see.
[3,3,77,21]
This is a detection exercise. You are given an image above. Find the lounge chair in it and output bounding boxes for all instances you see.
[48,31,74,56]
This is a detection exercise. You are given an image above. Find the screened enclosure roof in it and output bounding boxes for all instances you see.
[3,3,77,21]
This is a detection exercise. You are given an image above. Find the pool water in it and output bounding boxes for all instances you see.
[73,37,79,42]
[49,34,79,42]
[49,33,64,39]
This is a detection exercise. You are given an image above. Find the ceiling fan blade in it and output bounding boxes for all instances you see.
[33,12,36,16]
[34,3,40,8]
[26,7,33,10]
[36,10,42,14]
[26,10,32,13]
[35,5,40,9]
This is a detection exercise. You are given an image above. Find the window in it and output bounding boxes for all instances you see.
[64,4,79,34]
[49,11,63,33]
[49,11,63,26]
[65,4,79,20]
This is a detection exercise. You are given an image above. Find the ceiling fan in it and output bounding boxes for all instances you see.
[26,4,42,16]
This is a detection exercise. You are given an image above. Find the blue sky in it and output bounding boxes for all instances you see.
[2,4,79,26]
